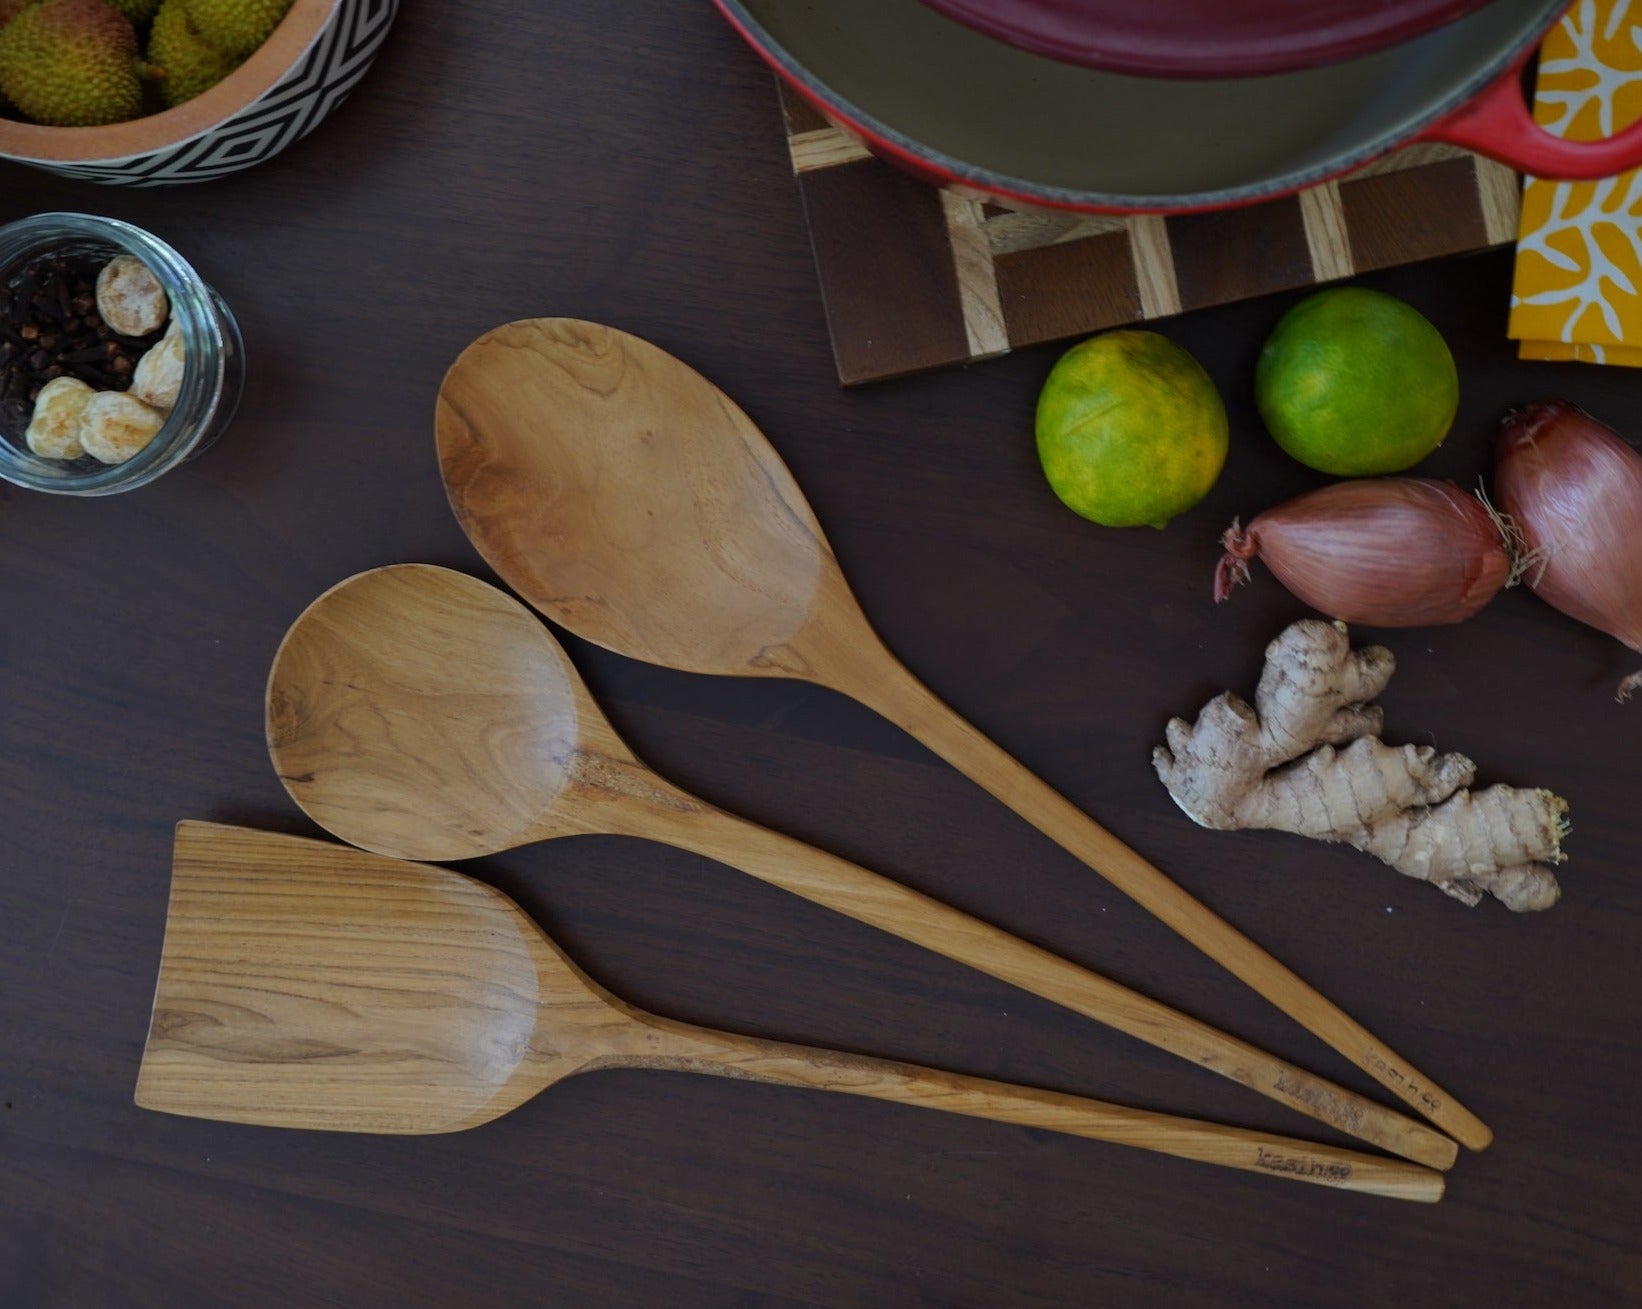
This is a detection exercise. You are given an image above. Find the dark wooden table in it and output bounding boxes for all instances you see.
[2,4,1638,1305]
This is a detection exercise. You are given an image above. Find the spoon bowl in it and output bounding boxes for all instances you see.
[437,317,860,680]
[268,564,586,861]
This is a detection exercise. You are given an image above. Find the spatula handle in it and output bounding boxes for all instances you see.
[836,649,1490,1153]
[610,1013,1443,1203]
[628,801,1455,1171]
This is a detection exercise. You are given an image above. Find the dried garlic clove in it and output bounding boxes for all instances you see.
[96,255,169,338]
[25,376,96,459]
[131,319,186,411]
[78,390,167,464]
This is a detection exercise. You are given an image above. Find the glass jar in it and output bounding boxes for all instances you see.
[0,212,244,496]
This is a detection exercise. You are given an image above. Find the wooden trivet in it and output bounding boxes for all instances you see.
[779,84,1523,385]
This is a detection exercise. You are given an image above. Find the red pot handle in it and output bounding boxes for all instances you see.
[1422,41,1642,178]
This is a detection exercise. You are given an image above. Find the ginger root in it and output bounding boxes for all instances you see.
[1153,620,1565,911]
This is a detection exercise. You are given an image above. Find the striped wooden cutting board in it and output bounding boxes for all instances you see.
[779,84,1522,385]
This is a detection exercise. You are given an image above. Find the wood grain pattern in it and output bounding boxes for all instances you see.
[1125,215,1182,321]
[1169,196,1317,312]
[1340,156,1496,272]
[939,192,1010,360]
[791,157,972,383]
[139,823,1444,1201]
[1298,185,1355,283]
[993,227,1142,347]
[777,76,1524,384]
[432,318,1486,1151]
[265,564,1454,1168]
[788,128,871,174]
[1474,157,1523,245]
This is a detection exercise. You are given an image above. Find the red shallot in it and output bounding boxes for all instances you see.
[1495,401,1642,701]
[1215,478,1511,626]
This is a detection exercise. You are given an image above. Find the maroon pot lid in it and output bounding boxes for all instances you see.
[913,0,1500,77]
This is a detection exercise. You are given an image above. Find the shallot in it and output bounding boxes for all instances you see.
[1495,401,1642,700]
[1215,478,1511,626]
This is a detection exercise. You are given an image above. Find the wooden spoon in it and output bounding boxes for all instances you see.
[268,564,1454,1170]
[433,318,1490,1152]
[137,822,1443,1203]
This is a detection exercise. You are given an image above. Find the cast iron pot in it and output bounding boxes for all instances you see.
[715,0,1642,213]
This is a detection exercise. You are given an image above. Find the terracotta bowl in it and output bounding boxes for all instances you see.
[0,0,398,185]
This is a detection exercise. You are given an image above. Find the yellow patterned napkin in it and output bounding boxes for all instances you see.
[1509,0,1642,365]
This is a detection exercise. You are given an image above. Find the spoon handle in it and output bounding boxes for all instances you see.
[605,1010,1444,1203]
[831,648,1490,1153]
[624,800,1455,1171]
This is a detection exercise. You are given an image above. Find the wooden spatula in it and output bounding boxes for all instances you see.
[136,823,1442,1202]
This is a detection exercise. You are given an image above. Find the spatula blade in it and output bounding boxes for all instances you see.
[137,823,549,1134]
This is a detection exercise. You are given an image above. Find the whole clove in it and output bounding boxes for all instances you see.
[0,252,175,463]
[0,250,166,448]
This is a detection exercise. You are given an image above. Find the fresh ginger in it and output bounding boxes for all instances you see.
[1153,619,1565,911]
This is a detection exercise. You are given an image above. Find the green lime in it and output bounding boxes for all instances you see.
[1034,330,1229,529]
[1255,287,1458,476]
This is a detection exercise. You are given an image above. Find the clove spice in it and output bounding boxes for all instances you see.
[1,253,163,441]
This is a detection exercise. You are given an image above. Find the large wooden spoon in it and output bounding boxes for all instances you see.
[136,822,1443,1202]
[268,564,1454,1170]
[433,318,1489,1152]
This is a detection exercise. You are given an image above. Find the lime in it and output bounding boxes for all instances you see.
[1255,287,1458,476]
[1035,330,1229,529]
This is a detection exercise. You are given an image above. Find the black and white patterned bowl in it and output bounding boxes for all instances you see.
[0,0,398,186]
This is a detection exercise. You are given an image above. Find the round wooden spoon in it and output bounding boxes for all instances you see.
[268,564,1454,1170]
[433,318,1489,1152]
[137,822,1442,1202]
